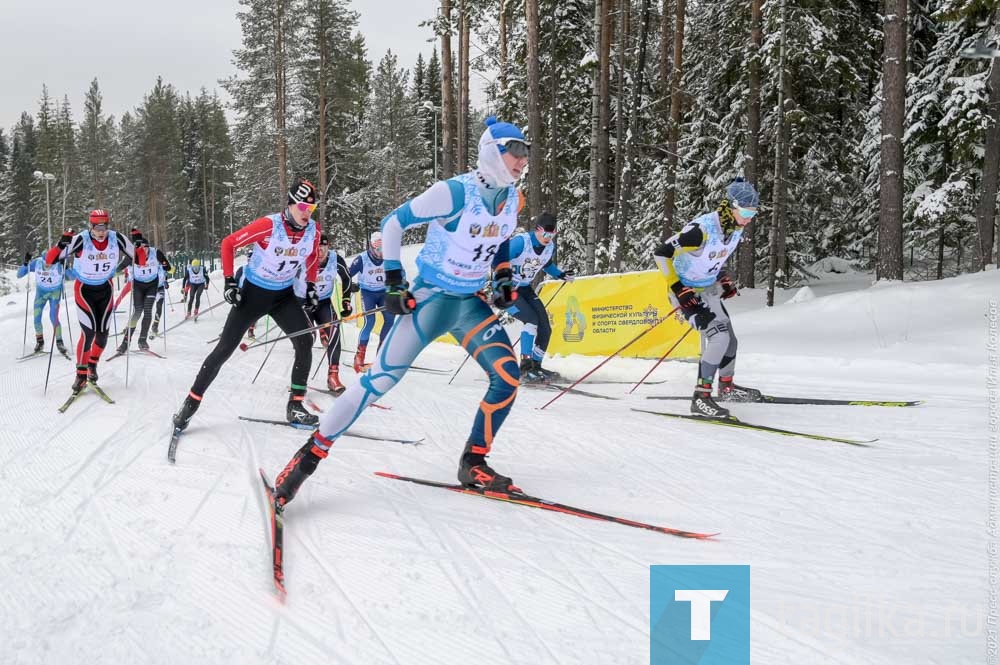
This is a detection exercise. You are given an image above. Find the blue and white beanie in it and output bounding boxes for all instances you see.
[477,116,528,188]
[726,178,760,208]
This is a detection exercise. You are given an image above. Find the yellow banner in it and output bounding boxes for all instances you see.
[537,270,699,359]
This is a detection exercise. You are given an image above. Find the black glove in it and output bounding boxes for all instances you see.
[718,270,739,300]
[223,276,242,306]
[22,251,30,266]
[385,269,416,315]
[491,267,518,309]
[340,297,353,318]
[303,282,319,314]
[57,230,74,250]
[560,269,576,283]
[689,306,717,331]
[164,281,170,290]
[670,281,702,313]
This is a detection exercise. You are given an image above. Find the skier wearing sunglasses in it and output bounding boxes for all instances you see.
[653,178,761,419]
[268,116,532,507]
[172,178,323,433]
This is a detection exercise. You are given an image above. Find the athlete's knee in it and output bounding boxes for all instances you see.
[290,333,312,354]
[488,355,520,396]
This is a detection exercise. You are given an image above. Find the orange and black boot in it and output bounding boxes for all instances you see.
[717,376,763,402]
[87,361,100,384]
[457,442,520,492]
[287,389,318,426]
[352,343,367,373]
[72,366,89,393]
[326,365,346,394]
[274,435,330,506]
[691,378,730,418]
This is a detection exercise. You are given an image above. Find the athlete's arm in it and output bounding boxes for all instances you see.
[220,217,275,277]
[156,248,172,272]
[336,254,352,294]
[653,223,705,285]
[45,234,84,266]
[380,179,466,271]
[305,222,321,283]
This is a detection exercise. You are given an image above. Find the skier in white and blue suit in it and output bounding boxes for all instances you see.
[270,117,532,505]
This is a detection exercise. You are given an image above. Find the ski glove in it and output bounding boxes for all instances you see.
[670,281,703,312]
[223,276,243,306]
[688,306,717,331]
[340,297,353,318]
[385,269,416,315]
[303,282,319,314]
[718,270,739,300]
[560,269,576,283]
[491,267,518,309]
[57,230,74,250]
[22,251,30,266]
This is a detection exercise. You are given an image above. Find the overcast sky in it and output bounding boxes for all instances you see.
[0,0,442,133]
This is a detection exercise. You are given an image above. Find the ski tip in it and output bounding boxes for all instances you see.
[258,467,274,490]
[374,471,400,480]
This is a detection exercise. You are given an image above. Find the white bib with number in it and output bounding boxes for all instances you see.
[132,245,159,282]
[357,251,385,292]
[74,230,119,286]
[509,231,555,287]
[416,173,518,294]
[32,258,64,292]
[244,213,317,290]
[672,212,743,288]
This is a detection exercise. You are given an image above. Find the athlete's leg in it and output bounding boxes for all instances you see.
[267,290,315,399]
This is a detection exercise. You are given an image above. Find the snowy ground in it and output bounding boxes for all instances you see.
[0,266,994,664]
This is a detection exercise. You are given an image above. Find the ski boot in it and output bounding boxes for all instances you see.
[72,366,89,394]
[457,442,520,492]
[246,326,256,341]
[172,393,201,432]
[33,334,45,353]
[138,338,150,352]
[151,322,159,336]
[273,435,330,506]
[519,355,546,384]
[717,377,763,402]
[184,311,192,320]
[116,337,129,355]
[352,344,367,373]
[56,338,68,355]
[690,379,730,418]
[534,359,561,382]
[327,366,346,394]
[286,397,319,426]
[193,309,200,322]
[87,362,100,384]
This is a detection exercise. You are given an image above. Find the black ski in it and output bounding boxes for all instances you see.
[375,472,717,539]
[646,394,923,407]
[631,408,875,446]
[105,349,165,362]
[237,416,423,445]
[167,427,183,463]
[522,382,620,401]
[16,351,46,362]
[258,468,286,598]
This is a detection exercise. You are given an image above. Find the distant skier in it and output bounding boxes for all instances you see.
[653,178,760,418]
[171,178,323,432]
[295,234,353,393]
[44,209,145,392]
[269,116,528,507]
[18,250,69,356]
[505,212,574,383]
[348,231,392,372]
[183,259,209,320]
[118,228,172,352]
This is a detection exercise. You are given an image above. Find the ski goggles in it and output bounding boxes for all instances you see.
[536,226,557,239]
[293,202,317,215]
[733,203,758,220]
[496,137,530,158]
[91,223,109,231]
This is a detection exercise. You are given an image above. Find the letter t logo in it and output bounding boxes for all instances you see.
[674,589,729,640]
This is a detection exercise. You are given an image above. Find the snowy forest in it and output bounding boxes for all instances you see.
[0,0,998,288]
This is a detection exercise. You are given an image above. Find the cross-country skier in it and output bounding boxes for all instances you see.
[183,259,209,320]
[117,228,171,352]
[505,212,574,383]
[44,209,146,392]
[18,250,70,356]
[171,178,323,432]
[348,231,392,372]
[653,178,760,418]
[295,234,353,393]
[269,116,529,507]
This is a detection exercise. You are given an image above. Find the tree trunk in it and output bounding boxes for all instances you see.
[318,1,328,227]
[661,0,685,240]
[499,1,508,95]
[202,150,209,248]
[457,0,470,171]
[658,0,671,99]
[596,0,614,261]
[525,0,544,219]
[440,0,455,178]
[975,27,1000,269]
[766,0,788,307]
[274,0,288,199]
[612,0,631,209]
[876,0,907,281]
[587,0,607,272]
[738,0,762,287]
[548,21,560,214]
[612,0,652,271]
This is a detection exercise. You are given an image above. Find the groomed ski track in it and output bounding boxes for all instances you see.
[0,268,990,664]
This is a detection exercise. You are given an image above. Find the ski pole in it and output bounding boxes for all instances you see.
[542,280,568,308]
[239,306,385,352]
[43,323,57,395]
[251,337,277,385]
[627,325,693,394]
[22,281,31,357]
[311,310,344,380]
[124,284,135,389]
[204,288,214,318]
[539,307,677,410]
[61,282,74,359]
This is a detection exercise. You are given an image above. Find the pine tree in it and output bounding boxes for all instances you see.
[78,79,116,209]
